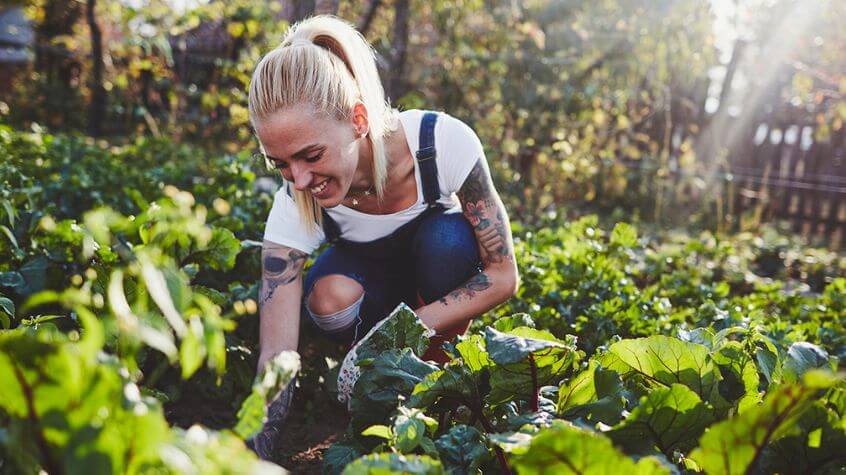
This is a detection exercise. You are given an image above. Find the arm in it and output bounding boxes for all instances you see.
[257,240,308,373]
[416,158,519,333]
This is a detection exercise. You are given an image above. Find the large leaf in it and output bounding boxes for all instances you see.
[393,406,438,454]
[409,365,481,412]
[484,327,569,365]
[434,425,491,475]
[234,351,300,440]
[760,400,846,473]
[509,421,669,475]
[454,334,493,373]
[712,341,761,413]
[689,371,839,475]
[607,383,714,456]
[324,439,366,475]
[604,335,721,404]
[0,295,13,329]
[342,453,444,474]
[484,327,578,405]
[349,348,439,435]
[782,342,834,383]
[558,360,627,425]
[354,304,432,366]
[187,227,241,271]
[492,313,536,332]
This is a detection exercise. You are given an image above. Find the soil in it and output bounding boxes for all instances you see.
[275,387,350,473]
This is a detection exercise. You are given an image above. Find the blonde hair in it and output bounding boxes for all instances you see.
[248,15,399,232]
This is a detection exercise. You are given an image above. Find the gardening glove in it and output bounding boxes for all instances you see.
[337,303,435,407]
[247,376,296,463]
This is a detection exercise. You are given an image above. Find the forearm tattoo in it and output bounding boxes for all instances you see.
[439,273,493,306]
[260,245,307,304]
[457,159,514,267]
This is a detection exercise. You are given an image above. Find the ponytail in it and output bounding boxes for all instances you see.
[249,15,399,232]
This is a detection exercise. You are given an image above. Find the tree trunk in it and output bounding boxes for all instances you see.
[86,0,106,136]
[387,0,410,101]
[358,0,382,35]
[34,0,82,86]
[315,0,340,15]
[278,0,316,23]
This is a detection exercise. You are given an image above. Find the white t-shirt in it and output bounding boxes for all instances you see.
[263,109,484,254]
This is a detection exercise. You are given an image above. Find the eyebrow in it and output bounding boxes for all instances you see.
[265,143,322,163]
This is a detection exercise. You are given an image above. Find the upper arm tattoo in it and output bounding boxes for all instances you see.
[457,159,514,267]
[260,244,308,304]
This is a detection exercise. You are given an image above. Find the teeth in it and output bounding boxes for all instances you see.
[310,180,328,194]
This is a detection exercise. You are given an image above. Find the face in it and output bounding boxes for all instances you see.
[255,103,368,208]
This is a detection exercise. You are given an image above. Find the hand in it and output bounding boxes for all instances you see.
[247,377,296,462]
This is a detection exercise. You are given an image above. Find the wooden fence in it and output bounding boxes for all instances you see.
[729,113,846,249]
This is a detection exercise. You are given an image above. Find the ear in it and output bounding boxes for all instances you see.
[351,102,370,138]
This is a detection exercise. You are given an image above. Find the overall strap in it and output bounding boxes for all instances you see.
[321,207,341,243]
[320,111,441,242]
[416,111,440,207]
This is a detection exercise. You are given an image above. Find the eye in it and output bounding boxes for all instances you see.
[305,152,323,163]
[274,160,289,170]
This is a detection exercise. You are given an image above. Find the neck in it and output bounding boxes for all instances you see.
[349,135,377,194]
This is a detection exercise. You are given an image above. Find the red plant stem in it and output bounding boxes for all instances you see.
[529,354,539,412]
[495,447,513,475]
[13,364,63,475]
[469,397,513,474]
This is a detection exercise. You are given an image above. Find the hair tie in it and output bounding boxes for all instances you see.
[289,38,313,48]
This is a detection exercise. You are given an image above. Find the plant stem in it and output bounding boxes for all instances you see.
[495,447,513,475]
[529,354,539,413]
[13,364,64,475]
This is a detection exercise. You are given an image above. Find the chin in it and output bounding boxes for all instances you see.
[316,194,343,209]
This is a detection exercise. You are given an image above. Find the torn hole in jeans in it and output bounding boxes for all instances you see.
[307,292,365,333]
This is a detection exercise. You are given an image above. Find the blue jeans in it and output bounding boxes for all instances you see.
[302,206,482,345]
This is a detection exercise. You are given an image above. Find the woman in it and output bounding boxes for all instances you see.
[248,15,518,461]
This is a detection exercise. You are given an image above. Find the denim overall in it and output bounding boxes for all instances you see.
[302,112,483,345]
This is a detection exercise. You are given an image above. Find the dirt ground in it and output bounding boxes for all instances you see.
[275,390,350,473]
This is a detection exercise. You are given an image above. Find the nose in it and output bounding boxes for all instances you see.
[290,163,314,191]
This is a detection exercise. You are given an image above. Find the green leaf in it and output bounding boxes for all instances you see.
[349,348,438,436]
[234,351,300,440]
[0,271,25,289]
[454,334,492,372]
[604,335,720,403]
[179,318,204,379]
[354,303,432,366]
[607,383,714,456]
[0,296,13,329]
[713,341,761,412]
[394,408,434,453]
[485,327,578,405]
[484,327,569,365]
[511,421,669,474]
[188,227,241,271]
[610,222,638,248]
[760,400,846,473]
[324,439,366,475]
[409,365,480,411]
[361,425,392,440]
[342,453,444,474]
[689,371,839,475]
[434,425,490,475]
[782,342,832,383]
[492,313,535,332]
[558,360,626,425]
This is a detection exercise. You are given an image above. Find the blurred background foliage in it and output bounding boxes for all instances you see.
[1,0,845,239]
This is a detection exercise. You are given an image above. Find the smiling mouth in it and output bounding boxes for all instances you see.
[310,179,329,195]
